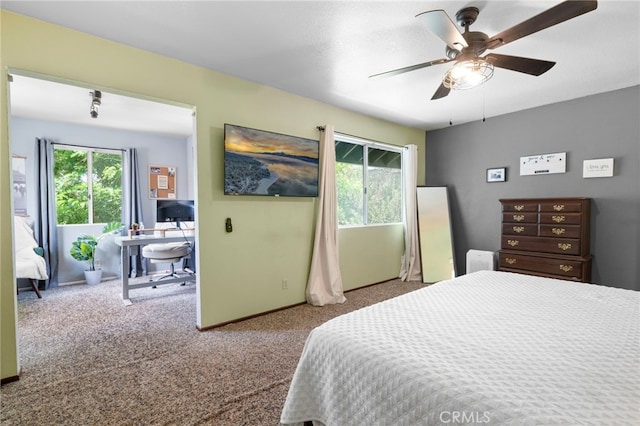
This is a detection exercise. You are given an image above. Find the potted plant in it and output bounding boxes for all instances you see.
[70,221,123,285]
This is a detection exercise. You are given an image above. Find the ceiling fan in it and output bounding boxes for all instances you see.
[370,1,598,100]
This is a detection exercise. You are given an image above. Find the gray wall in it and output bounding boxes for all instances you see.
[425,85,639,291]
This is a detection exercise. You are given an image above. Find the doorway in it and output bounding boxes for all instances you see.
[8,69,199,370]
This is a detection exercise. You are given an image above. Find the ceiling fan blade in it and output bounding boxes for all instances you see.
[416,10,468,51]
[485,54,555,76]
[431,83,450,100]
[486,1,597,49]
[369,58,452,79]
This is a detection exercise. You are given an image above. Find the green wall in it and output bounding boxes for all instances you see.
[1,11,425,380]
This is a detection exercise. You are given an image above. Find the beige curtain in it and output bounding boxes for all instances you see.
[399,144,422,281]
[306,125,346,306]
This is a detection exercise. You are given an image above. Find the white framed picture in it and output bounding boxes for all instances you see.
[583,158,614,178]
[12,155,27,215]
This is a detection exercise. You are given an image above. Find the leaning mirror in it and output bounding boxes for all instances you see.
[416,186,456,282]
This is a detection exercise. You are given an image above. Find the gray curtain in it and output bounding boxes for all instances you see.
[122,148,145,277]
[35,137,59,289]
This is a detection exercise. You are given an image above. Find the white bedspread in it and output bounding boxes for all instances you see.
[281,271,639,425]
[14,216,48,281]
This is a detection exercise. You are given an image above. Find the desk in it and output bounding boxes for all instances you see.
[115,234,196,304]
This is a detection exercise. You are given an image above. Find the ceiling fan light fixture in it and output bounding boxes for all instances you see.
[443,58,494,90]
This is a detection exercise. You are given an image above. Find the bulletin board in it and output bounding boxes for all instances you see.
[148,165,177,199]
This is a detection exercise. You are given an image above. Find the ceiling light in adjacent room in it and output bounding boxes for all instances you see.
[89,90,101,118]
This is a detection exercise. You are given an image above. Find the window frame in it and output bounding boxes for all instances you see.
[334,133,403,227]
[53,144,123,225]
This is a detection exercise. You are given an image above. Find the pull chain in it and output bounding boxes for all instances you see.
[482,85,487,123]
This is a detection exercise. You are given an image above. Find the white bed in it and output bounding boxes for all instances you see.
[281,271,639,425]
[15,216,48,297]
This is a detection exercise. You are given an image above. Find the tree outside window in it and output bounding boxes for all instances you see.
[54,146,122,225]
[367,147,402,224]
[335,137,402,226]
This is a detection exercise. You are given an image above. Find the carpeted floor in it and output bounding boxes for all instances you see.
[2,277,428,425]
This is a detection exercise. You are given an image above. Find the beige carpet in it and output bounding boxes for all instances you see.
[2,277,428,425]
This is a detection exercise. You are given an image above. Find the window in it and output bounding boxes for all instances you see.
[53,146,123,225]
[335,134,402,226]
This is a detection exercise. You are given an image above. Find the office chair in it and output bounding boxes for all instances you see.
[142,241,193,284]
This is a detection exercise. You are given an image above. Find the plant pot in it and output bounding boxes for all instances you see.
[84,269,103,285]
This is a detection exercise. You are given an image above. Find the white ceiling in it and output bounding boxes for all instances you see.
[3,0,639,135]
[9,74,195,138]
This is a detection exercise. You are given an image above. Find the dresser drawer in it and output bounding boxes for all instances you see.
[501,235,580,255]
[502,223,538,236]
[498,198,591,283]
[502,202,538,213]
[539,202,582,213]
[498,251,589,281]
[539,212,583,225]
[539,224,581,238]
[502,212,538,224]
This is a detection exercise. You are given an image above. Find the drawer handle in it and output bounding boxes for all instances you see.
[507,239,519,247]
[505,258,517,265]
[552,215,566,223]
[513,226,525,233]
[514,205,525,211]
[552,227,566,236]
[559,264,573,272]
[558,243,572,251]
[553,204,565,211]
[513,214,525,222]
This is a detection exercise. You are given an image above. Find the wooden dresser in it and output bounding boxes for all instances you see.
[498,197,592,282]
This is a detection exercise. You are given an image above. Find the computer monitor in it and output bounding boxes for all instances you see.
[156,199,194,229]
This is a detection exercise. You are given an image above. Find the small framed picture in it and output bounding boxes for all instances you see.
[487,167,506,183]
